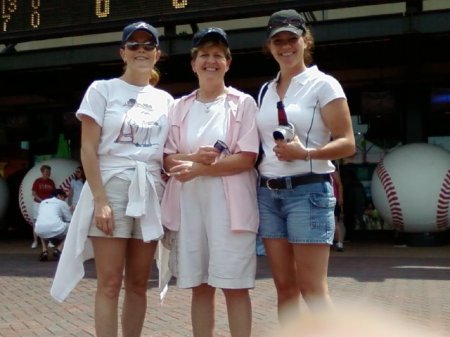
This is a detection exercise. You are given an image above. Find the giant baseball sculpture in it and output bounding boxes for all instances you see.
[18,158,80,225]
[371,143,450,232]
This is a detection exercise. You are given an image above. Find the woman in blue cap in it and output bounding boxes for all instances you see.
[256,9,355,321]
[162,27,259,337]
[51,21,173,337]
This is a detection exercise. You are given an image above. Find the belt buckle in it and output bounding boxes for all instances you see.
[265,178,277,190]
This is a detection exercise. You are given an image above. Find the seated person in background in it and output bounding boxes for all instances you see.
[35,189,72,261]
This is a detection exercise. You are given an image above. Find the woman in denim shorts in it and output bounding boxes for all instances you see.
[256,9,355,320]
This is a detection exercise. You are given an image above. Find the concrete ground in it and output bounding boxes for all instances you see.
[0,239,449,337]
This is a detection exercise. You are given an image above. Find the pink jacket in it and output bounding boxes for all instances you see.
[161,87,260,233]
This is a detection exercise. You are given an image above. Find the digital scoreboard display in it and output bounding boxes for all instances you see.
[0,0,291,43]
[0,0,385,44]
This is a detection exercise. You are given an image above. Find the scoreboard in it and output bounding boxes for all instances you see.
[0,0,396,44]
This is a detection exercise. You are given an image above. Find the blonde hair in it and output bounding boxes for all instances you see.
[121,64,161,86]
[149,68,160,86]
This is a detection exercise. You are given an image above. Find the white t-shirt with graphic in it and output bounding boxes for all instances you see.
[76,78,173,165]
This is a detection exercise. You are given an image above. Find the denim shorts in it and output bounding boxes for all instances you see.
[257,179,336,244]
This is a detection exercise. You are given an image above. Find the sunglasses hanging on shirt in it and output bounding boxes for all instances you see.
[273,101,295,142]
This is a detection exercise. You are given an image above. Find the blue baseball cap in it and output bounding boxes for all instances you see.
[192,27,228,48]
[122,21,159,45]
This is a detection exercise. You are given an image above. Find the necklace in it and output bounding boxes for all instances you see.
[200,101,218,113]
[196,92,226,113]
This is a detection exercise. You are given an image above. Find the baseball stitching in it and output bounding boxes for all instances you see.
[18,182,32,225]
[376,162,404,231]
[59,173,75,194]
[436,169,450,230]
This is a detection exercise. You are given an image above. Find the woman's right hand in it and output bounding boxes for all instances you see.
[94,201,114,236]
[193,146,219,165]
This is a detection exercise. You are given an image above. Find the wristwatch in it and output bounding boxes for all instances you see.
[304,149,311,161]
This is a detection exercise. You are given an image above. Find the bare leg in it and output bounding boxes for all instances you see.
[91,237,127,337]
[223,288,252,337]
[334,215,340,242]
[337,216,346,248]
[293,244,333,310]
[122,239,157,337]
[192,284,215,337]
[31,221,38,248]
[40,237,47,253]
[263,238,300,322]
[56,240,65,251]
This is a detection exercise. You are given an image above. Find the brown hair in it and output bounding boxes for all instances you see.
[40,165,51,172]
[191,40,232,61]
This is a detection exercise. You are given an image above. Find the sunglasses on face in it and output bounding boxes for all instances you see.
[268,18,305,33]
[124,41,157,51]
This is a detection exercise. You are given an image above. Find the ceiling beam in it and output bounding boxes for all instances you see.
[1,10,449,72]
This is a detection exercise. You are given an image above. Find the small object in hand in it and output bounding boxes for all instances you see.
[214,140,230,155]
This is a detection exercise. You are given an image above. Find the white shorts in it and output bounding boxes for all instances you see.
[176,177,256,289]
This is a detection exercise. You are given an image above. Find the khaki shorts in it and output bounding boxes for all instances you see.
[88,176,163,239]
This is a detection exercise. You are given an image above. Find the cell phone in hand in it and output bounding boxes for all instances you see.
[214,140,229,154]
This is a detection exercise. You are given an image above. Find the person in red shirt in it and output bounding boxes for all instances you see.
[31,164,56,252]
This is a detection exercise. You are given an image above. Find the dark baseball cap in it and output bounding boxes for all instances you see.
[192,27,228,48]
[267,9,306,39]
[122,21,159,45]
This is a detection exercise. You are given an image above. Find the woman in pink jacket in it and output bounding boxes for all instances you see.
[162,27,259,337]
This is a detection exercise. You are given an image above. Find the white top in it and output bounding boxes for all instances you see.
[187,97,228,152]
[51,78,174,303]
[35,197,72,238]
[69,179,84,206]
[256,65,346,177]
[77,78,173,164]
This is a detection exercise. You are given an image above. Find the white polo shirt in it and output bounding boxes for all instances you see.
[256,65,346,177]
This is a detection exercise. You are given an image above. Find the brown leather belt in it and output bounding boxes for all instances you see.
[260,174,330,190]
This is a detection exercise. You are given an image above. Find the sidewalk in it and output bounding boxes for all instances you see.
[0,239,449,337]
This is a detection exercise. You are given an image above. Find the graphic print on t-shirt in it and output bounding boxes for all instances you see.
[115,98,161,147]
